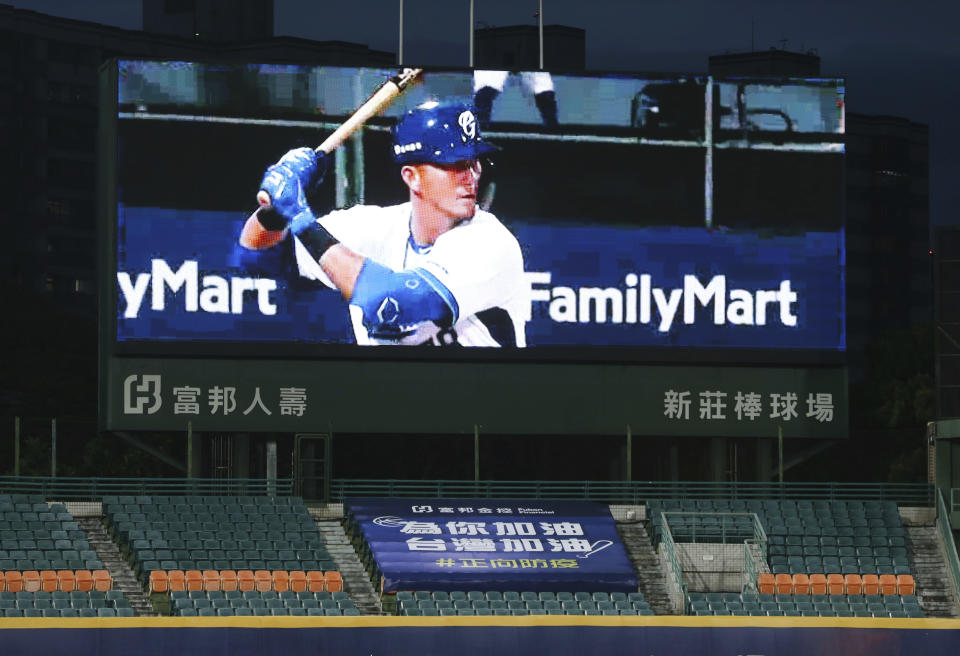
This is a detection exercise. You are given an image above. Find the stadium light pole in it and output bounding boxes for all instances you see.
[469,0,474,68]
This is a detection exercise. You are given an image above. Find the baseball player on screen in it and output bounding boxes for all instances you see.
[238,102,527,347]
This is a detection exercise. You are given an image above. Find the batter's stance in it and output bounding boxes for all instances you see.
[239,102,527,347]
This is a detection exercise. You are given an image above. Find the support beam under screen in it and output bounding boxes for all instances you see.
[704,76,714,229]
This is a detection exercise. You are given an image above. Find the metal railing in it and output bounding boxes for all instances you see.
[0,476,293,500]
[659,511,766,545]
[951,487,960,513]
[332,479,934,506]
[657,512,686,614]
[0,477,934,506]
[937,488,960,607]
[742,539,769,594]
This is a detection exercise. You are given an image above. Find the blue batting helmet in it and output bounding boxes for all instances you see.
[392,102,496,165]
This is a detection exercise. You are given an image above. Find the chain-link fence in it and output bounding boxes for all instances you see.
[658,511,768,604]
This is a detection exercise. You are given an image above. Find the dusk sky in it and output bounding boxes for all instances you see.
[11,0,960,228]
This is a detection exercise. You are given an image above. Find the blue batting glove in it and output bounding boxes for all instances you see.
[258,148,330,233]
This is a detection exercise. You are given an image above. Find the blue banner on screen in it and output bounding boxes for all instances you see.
[114,62,845,352]
[345,498,638,593]
[116,207,844,349]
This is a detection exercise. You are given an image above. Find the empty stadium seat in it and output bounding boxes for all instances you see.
[150,570,168,593]
[826,574,844,595]
[792,573,810,594]
[879,574,898,595]
[844,574,862,595]
[185,570,203,592]
[22,571,41,592]
[774,573,793,594]
[862,574,880,595]
[809,574,827,595]
[220,570,238,592]
[325,571,342,593]
[289,571,307,592]
[897,575,916,596]
[254,570,272,592]
[58,570,76,593]
[92,570,112,592]
[202,570,219,592]
[757,573,775,595]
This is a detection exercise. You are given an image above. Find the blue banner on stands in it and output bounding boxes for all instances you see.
[346,498,638,593]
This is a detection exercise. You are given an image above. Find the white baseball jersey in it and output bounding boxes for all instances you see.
[292,202,527,347]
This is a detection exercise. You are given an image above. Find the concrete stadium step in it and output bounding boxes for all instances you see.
[618,521,676,615]
[904,523,959,618]
[77,517,158,617]
[314,519,384,615]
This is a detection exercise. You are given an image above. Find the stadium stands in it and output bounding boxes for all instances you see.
[167,589,359,617]
[647,498,912,579]
[686,590,924,618]
[0,589,136,618]
[101,495,338,587]
[387,590,653,616]
[0,494,104,573]
[0,491,937,619]
[0,493,114,612]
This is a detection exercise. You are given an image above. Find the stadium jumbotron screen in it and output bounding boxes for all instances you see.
[111,61,845,357]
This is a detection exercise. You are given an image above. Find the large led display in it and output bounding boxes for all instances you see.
[112,61,845,354]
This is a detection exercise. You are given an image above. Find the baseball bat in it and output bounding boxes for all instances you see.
[255,67,423,210]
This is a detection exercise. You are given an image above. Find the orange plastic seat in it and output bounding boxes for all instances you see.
[237,570,255,592]
[272,571,289,593]
[22,571,41,592]
[93,570,112,592]
[75,570,93,592]
[5,571,23,593]
[306,571,325,593]
[289,571,307,593]
[774,573,793,594]
[792,573,810,595]
[185,570,203,592]
[757,573,775,595]
[897,574,916,596]
[220,571,238,592]
[40,570,59,592]
[254,570,272,592]
[879,574,898,595]
[844,574,862,595]
[0,571,5,592]
[202,570,220,592]
[58,570,76,593]
[324,571,342,593]
[861,574,880,595]
[167,570,186,592]
[809,574,827,595]
[826,573,845,595]
[149,570,169,593]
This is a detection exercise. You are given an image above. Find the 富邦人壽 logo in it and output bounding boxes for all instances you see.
[123,374,162,414]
